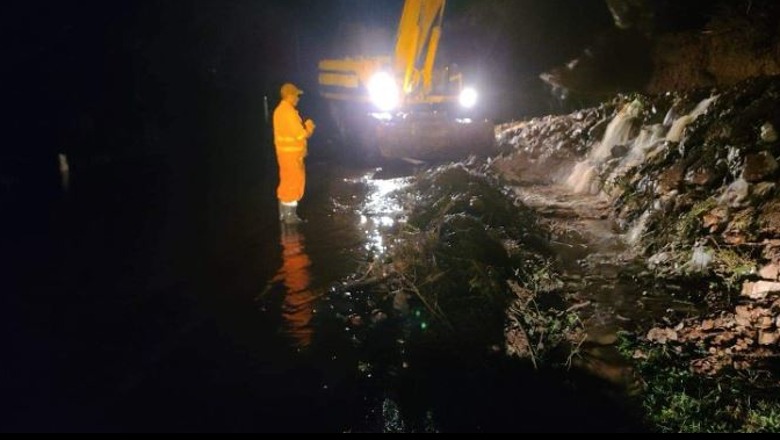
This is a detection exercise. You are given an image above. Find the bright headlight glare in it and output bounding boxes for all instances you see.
[368,72,399,112]
[459,87,478,109]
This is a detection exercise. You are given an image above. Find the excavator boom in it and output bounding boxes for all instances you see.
[317,0,495,161]
[394,0,446,98]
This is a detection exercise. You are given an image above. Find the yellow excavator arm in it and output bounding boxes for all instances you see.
[394,0,446,99]
[318,0,455,107]
[317,0,495,161]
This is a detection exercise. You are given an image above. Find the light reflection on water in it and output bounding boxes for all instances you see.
[354,172,410,257]
[273,224,319,349]
[262,169,412,351]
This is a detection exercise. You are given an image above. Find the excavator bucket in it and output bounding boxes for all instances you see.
[376,113,496,162]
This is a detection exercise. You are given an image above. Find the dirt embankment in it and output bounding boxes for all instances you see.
[648,3,780,93]
[494,74,780,431]
[542,2,780,100]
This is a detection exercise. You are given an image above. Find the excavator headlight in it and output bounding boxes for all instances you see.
[368,72,400,112]
[459,88,478,109]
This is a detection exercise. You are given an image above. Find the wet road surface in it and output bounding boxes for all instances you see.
[2,111,643,431]
[2,110,407,431]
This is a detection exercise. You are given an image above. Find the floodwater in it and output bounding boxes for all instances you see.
[2,101,642,432]
[1,97,421,432]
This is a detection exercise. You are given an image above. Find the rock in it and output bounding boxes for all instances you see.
[735,314,752,328]
[761,122,778,143]
[743,151,779,183]
[632,349,649,360]
[702,206,729,232]
[758,201,780,236]
[701,319,716,331]
[741,281,780,300]
[720,178,750,208]
[752,182,776,201]
[714,332,736,345]
[690,245,713,273]
[759,331,779,346]
[648,252,672,268]
[764,240,780,259]
[723,231,748,245]
[611,144,629,158]
[647,327,679,344]
[759,263,780,281]
[735,305,752,320]
[685,166,716,187]
[758,316,775,330]
[656,163,686,195]
[702,214,723,232]
[506,326,531,358]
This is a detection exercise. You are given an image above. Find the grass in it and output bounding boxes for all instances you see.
[618,332,780,433]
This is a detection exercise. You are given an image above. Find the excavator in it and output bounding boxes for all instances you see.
[318,0,495,162]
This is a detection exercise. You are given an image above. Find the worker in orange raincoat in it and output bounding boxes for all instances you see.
[273,83,316,224]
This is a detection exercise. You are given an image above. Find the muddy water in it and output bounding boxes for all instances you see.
[4,137,647,432]
[512,183,693,389]
[1,132,420,433]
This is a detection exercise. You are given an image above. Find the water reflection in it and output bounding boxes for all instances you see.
[356,174,410,257]
[273,224,318,349]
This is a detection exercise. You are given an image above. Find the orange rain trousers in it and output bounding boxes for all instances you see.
[276,151,306,204]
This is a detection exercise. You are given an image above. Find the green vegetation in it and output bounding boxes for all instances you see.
[712,246,757,289]
[676,199,718,242]
[618,333,780,433]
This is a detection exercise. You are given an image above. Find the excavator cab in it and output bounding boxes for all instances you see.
[318,0,495,162]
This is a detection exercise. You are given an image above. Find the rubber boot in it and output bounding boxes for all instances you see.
[282,204,303,225]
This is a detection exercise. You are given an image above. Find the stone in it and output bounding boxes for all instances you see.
[686,166,716,187]
[742,281,780,300]
[647,327,679,344]
[723,231,748,245]
[720,178,750,208]
[759,331,779,346]
[761,122,778,143]
[753,182,776,201]
[735,305,752,319]
[656,163,686,195]
[759,263,780,281]
[743,151,779,183]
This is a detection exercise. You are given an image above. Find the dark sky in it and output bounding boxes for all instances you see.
[7,0,721,171]
[12,0,614,104]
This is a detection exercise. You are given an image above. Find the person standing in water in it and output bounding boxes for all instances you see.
[273,83,316,224]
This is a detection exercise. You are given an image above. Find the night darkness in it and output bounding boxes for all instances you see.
[4,0,726,433]
[8,0,722,176]
[11,0,617,168]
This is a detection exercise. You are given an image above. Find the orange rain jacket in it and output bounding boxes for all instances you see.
[273,100,309,203]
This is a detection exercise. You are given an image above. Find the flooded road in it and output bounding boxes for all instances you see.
[3,103,642,431]
[511,182,699,393]
[2,120,416,432]
[3,149,641,432]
